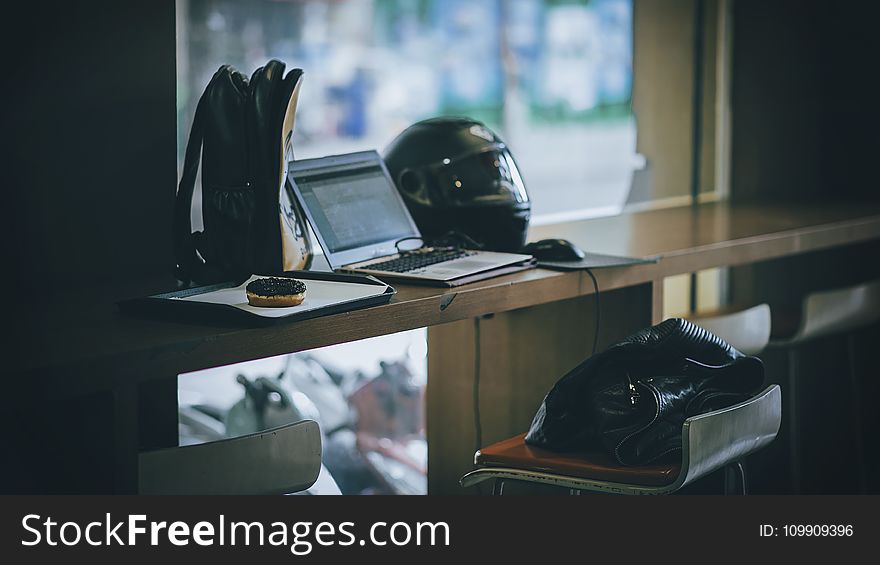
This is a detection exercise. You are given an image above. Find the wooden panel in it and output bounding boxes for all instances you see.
[426,317,477,496]
[631,0,695,202]
[427,284,653,495]
[626,0,724,204]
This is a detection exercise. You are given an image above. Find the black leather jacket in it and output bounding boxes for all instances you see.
[525,318,765,465]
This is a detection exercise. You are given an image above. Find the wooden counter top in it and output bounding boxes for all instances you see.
[530,200,880,275]
[8,200,880,386]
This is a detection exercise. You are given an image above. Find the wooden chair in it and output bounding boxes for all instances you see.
[139,419,322,495]
[461,385,781,495]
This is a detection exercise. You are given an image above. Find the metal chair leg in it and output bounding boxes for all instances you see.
[735,460,748,495]
[723,464,736,495]
[847,334,868,493]
[723,460,747,495]
[491,478,504,496]
[787,349,802,494]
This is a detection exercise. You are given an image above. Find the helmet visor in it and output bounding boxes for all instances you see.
[427,147,530,207]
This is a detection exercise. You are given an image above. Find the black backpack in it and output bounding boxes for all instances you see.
[174,59,313,284]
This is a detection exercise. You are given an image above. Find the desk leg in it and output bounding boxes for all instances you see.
[112,382,139,494]
[138,375,179,451]
[652,277,665,324]
[4,370,179,494]
[112,374,179,493]
[125,374,180,494]
[426,284,653,495]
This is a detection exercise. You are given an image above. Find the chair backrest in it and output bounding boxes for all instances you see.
[138,419,322,495]
[675,385,781,491]
[690,304,771,356]
[790,279,880,343]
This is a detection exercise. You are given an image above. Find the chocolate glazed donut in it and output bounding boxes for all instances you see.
[245,277,307,307]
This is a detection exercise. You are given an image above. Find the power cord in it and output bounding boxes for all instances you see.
[472,315,484,495]
[473,315,483,454]
[470,268,599,495]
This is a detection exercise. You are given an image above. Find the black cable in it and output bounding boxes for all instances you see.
[470,270,597,495]
[394,236,425,254]
[585,267,600,356]
[473,316,483,455]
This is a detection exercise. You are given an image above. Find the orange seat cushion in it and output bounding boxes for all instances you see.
[476,434,681,486]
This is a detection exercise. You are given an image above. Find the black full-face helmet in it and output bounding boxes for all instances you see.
[382,117,531,253]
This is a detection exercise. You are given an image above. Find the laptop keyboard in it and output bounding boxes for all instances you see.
[362,248,478,273]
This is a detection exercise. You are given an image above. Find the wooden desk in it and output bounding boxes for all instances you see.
[6,201,880,493]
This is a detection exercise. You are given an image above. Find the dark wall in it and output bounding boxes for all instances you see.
[728,1,880,494]
[1,1,177,299]
[731,0,880,203]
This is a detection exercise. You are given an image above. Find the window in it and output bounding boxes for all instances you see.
[179,329,428,495]
[177,0,636,222]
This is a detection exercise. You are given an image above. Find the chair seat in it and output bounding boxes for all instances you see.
[475,434,681,487]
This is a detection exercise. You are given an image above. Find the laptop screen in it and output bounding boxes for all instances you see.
[288,151,421,266]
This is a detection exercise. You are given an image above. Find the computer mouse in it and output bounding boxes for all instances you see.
[521,238,586,261]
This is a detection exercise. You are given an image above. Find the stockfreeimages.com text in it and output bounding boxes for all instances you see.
[21,514,450,555]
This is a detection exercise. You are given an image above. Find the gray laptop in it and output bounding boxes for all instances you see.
[286,150,533,285]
